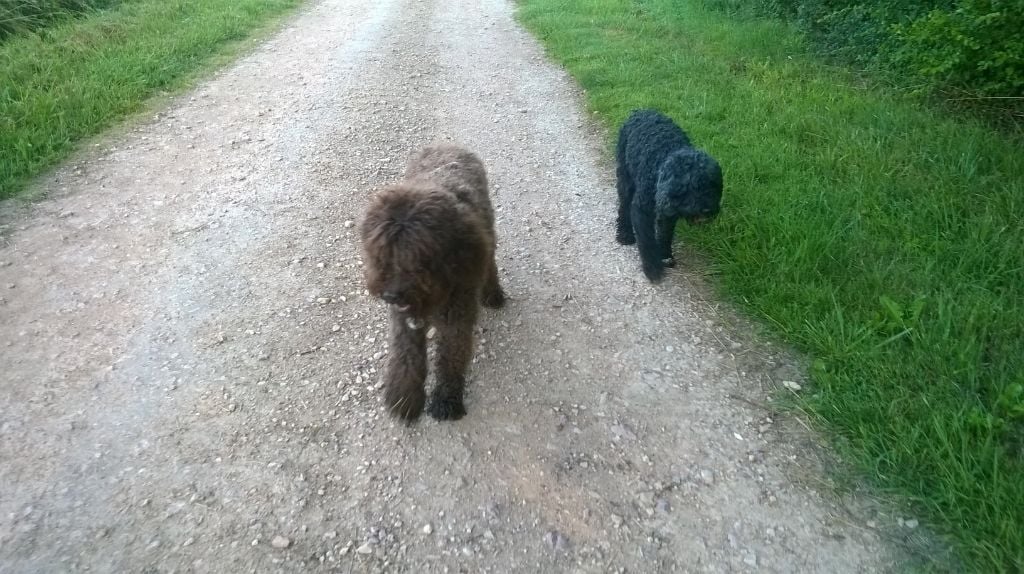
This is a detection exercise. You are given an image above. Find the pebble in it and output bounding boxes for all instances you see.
[271,535,291,549]
[422,523,433,535]
[782,380,802,391]
[543,530,569,552]
[699,469,715,485]
[356,542,373,554]
[610,514,623,528]
[344,220,355,228]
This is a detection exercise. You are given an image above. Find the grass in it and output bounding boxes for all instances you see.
[517,0,1024,570]
[1,0,121,39]
[0,0,301,200]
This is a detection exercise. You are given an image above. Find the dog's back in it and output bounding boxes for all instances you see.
[617,109,691,179]
[403,144,494,232]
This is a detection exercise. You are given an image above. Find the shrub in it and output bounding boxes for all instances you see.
[701,0,1024,100]
[890,0,1024,96]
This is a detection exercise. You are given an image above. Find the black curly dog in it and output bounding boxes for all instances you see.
[615,109,722,281]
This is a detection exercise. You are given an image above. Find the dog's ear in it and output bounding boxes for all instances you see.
[654,167,679,216]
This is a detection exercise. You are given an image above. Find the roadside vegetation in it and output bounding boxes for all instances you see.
[517,0,1024,570]
[0,0,300,200]
[1,0,120,39]
[705,0,1023,122]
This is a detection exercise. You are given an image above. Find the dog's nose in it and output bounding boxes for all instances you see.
[381,290,401,304]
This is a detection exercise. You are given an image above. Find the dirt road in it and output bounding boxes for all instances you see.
[0,0,903,571]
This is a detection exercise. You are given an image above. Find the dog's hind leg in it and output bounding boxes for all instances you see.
[632,202,665,281]
[383,307,428,421]
[481,257,506,309]
[655,215,678,268]
[615,163,637,245]
[428,292,479,421]
[615,129,636,245]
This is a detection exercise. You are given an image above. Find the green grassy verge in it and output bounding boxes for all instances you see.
[517,0,1024,570]
[1,0,122,39]
[0,0,301,200]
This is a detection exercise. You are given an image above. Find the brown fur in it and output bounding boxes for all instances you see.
[360,144,505,421]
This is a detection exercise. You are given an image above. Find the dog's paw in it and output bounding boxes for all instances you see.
[482,287,506,309]
[642,262,666,282]
[384,384,426,422]
[616,232,636,246]
[428,393,467,421]
[661,257,676,268]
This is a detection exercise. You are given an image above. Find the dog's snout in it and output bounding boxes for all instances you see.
[381,290,401,304]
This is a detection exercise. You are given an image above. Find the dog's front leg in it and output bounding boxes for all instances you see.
[383,307,428,421]
[632,202,665,281]
[655,215,678,268]
[428,292,479,421]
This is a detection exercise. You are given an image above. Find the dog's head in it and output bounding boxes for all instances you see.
[361,184,487,318]
[657,150,722,225]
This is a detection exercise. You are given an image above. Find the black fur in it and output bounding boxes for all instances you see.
[615,109,722,281]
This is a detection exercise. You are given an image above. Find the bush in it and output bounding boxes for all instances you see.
[891,0,1024,96]
[702,0,1024,99]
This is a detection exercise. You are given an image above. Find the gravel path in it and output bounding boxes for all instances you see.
[1,0,904,571]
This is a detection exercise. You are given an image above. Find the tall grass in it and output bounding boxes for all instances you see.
[0,0,300,199]
[517,0,1024,570]
[0,0,120,39]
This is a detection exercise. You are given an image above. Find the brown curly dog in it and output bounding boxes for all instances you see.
[361,143,505,422]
